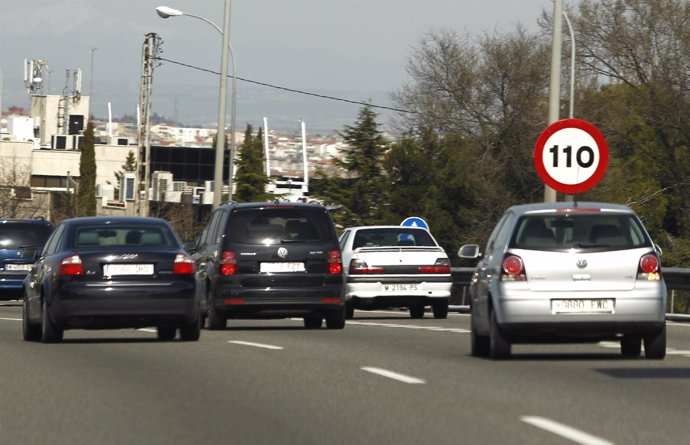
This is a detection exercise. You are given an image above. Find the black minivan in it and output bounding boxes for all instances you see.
[193,202,345,329]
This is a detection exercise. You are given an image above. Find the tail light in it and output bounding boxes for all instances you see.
[328,250,343,275]
[172,253,195,275]
[638,253,661,281]
[221,250,237,275]
[59,255,84,276]
[349,258,383,274]
[418,258,451,274]
[501,255,525,281]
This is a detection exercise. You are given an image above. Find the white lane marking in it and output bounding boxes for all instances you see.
[347,320,469,334]
[521,416,614,445]
[228,340,284,350]
[361,367,426,384]
[0,317,21,321]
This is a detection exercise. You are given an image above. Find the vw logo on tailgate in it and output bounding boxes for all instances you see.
[576,259,588,269]
[277,247,288,259]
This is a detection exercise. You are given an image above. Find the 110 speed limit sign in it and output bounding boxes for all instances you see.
[534,118,609,194]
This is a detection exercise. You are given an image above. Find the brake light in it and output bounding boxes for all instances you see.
[348,258,383,274]
[221,251,237,275]
[172,253,195,275]
[418,258,451,274]
[638,254,661,281]
[501,255,525,281]
[59,255,84,276]
[328,250,343,275]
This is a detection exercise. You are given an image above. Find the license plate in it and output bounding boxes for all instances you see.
[551,299,614,314]
[103,264,154,276]
[5,264,32,271]
[260,262,305,273]
[383,283,419,292]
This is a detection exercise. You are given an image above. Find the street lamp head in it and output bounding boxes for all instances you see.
[155,6,184,19]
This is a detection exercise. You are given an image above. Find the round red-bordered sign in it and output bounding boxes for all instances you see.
[534,118,609,194]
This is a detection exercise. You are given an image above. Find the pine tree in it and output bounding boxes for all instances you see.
[234,124,269,202]
[77,121,97,216]
[314,105,390,226]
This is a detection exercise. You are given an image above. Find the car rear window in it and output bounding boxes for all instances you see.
[352,228,437,248]
[510,213,652,251]
[73,225,178,248]
[227,207,336,245]
[0,224,52,249]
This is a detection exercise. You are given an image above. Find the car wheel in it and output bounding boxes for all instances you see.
[621,335,641,357]
[206,294,226,330]
[345,302,355,319]
[180,317,201,341]
[432,302,449,319]
[409,305,425,319]
[157,326,177,341]
[23,295,41,342]
[41,298,63,343]
[643,324,666,359]
[489,310,511,359]
[470,315,490,357]
[325,308,346,330]
[303,316,323,329]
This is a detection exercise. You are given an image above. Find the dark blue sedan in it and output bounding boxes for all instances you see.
[22,216,201,343]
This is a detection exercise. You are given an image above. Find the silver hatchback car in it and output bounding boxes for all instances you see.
[459,202,666,359]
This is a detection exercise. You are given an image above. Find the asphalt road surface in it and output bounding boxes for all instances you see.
[1,301,689,445]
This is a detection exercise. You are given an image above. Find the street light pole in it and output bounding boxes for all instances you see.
[562,10,575,119]
[155,3,237,207]
[545,0,563,203]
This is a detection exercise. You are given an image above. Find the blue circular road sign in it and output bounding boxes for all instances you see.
[400,217,429,230]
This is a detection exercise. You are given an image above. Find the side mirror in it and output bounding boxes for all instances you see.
[458,244,481,259]
[183,241,196,253]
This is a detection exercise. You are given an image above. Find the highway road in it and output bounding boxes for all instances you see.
[1,301,689,445]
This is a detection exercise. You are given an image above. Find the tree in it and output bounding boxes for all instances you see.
[313,105,390,227]
[233,124,269,203]
[77,121,97,216]
[0,157,48,218]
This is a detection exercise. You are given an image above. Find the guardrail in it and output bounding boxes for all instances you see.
[450,267,690,320]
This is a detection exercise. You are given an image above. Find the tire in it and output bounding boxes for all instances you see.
[489,310,511,359]
[22,295,41,342]
[206,294,226,330]
[470,314,490,357]
[180,317,201,341]
[325,308,346,330]
[644,324,666,359]
[41,298,63,343]
[345,302,355,319]
[409,305,425,319]
[432,302,449,319]
[621,335,641,357]
[303,316,323,329]
[157,326,177,341]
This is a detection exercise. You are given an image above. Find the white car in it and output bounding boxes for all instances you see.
[339,226,453,319]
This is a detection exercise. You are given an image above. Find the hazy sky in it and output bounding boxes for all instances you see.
[1,0,555,133]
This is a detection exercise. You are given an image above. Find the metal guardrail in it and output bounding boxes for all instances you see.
[450,267,690,319]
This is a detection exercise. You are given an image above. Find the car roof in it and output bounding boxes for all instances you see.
[61,216,170,226]
[345,225,429,231]
[506,201,635,216]
[222,201,328,210]
[0,218,53,226]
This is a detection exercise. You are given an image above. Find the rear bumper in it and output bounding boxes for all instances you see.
[345,276,452,300]
[493,284,666,341]
[0,275,28,299]
[50,281,198,328]
[211,283,345,318]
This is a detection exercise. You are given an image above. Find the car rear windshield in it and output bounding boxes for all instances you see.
[73,225,178,248]
[0,223,52,249]
[510,213,652,251]
[352,228,437,248]
[228,207,336,245]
